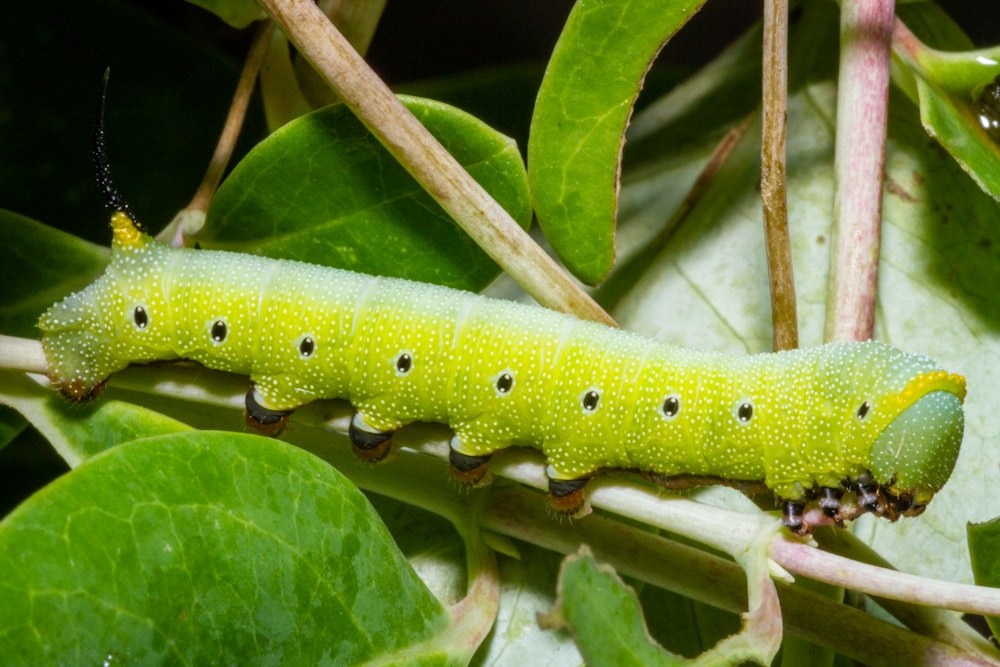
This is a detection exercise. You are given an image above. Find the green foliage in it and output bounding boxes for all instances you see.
[893,4,1000,199]
[969,519,1000,640]
[0,431,450,664]
[206,98,531,290]
[528,0,709,284]
[541,548,686,665]
[1,1,999,665]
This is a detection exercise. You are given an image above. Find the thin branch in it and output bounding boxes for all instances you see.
[0,335,48,375]
[188,21,274,211]
[256,0,615,325]
[761,0,798,351]
[187,22,274,215]
[825,0,895,343]
[158,21,275,246]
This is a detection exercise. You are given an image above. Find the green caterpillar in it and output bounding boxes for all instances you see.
[36,98,967,534]
[38,206,967,534]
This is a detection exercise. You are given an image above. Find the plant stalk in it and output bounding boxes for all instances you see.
[257,0,615,325]
[825,0,895,342]
[761,0,798,351]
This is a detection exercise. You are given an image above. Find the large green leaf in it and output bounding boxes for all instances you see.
[0,210,108,340]
[611,76,1000,583]
[528,0,708,285]
[204,97,531,291]
[892,5,1000,200]
[0,431,451,664]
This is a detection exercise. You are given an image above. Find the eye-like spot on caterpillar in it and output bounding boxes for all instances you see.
[495,371,514,396]
[856,401,870,420]
[395,351,413,375]
[297,335,315,358]
[133,305,149,330]
[661,394,681,420]
[210,319,228,343]
[581,388,601,414]
[735,400,754,424]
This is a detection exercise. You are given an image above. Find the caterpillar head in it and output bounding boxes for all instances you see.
[38,212,173,401]
[866,371,966,520]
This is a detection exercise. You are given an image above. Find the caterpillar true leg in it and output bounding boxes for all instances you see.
[782,501,808,534]
[244,386,293,437]
[851,473,883,515]
[817,486,844,519]
[349,413,395,462]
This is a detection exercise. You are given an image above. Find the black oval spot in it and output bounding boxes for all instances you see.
[299,336,315,357]
[496,372,513,394]
[133,305,148,329]
[211,320,227,342]
[662,395,680,418]
[582,390,600,412]
[737,402,754,422]
[856,401,870,420]
[396,353,412,374]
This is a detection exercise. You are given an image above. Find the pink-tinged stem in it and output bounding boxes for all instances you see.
[825,0,895,343]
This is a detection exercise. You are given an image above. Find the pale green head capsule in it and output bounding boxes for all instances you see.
[869,370,967,518]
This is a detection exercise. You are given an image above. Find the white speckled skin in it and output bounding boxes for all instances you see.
[38,213,967,507]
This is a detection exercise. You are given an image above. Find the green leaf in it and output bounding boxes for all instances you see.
[911,74,1000,199]
[612,71,1000,582]
[0,371,192,468]
[541,548,683,665]
[0,210,108,340]
[528,0,709,285]
[968,519,1000,640]
[204,97,531,291]
[891,7,1000,200]
[0,405,26,452]
[0,431,450,664]
[184,0,265,29]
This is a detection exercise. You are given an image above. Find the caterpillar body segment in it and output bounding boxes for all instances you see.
[38,212,967,533]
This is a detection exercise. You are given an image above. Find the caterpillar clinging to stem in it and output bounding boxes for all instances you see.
[37,86,967,535]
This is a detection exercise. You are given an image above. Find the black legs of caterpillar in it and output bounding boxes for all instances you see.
[783,473,927,534]
[244,388,292,437]
[242,391,923,535]
[447,438,591,516]
[245,388,398,462]
[348,414,395,462]
[547,477,590,516]
[448,442,493,486]
[817,486,844,517]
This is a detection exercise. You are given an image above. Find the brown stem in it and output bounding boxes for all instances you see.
[761,0,798,351]
[187,21,275,215]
